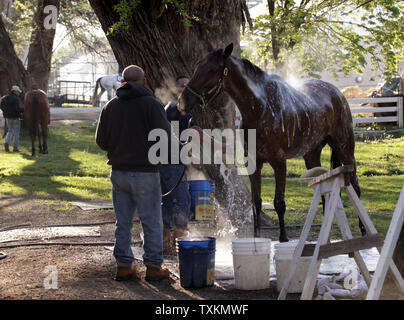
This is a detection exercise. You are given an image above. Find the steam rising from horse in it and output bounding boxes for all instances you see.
[90,75,122,106]
[181,43,365,242]
[24,89,50,156]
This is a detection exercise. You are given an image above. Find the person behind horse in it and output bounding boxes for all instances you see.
[0,85,24,153]
[160,76,193,255]
[95,65,171,282]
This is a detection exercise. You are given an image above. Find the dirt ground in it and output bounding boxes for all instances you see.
[0,195,299,301]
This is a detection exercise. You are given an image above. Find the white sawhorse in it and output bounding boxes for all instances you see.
[366,184,404,299]
[278,166,404,300]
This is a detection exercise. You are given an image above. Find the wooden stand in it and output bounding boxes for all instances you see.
[278,166,404,300]
[366,184,404,299]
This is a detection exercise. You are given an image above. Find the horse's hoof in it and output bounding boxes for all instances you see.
[42,150,48,154]
[279,234,289,243]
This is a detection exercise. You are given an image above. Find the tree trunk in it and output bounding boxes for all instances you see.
[27,0,60,92]
[89,0,255,237]
[0,17,33,95]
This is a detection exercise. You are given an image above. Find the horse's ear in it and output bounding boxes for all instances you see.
[223,43,233,60]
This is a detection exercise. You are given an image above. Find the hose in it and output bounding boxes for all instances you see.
[161,165,186,197]
[0,240,142,250]
[0,221,141,253]
[0,220,119,232]
[161,116,193,198]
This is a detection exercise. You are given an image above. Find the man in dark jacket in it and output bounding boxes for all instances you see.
[0,85,24,152]
[95,65,171,282]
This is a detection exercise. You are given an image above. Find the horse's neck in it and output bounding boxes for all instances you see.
[224,58,267,123]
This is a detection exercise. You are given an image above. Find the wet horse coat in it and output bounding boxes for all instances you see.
[24,89,50,156]
[181,43,364,241]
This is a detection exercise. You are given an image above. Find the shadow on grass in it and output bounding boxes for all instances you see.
[2,122,111,201]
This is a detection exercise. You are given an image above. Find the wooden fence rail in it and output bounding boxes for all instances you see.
[348,96,403,128]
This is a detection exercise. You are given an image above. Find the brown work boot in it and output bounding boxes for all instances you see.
[4,143,9,152]
[163,228,172,255]
[172,228,188,253]
[115,265,139,281]
[13,147,20,153]
[145,266,170,282]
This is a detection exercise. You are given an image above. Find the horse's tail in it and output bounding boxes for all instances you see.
[31,93,39,140]
[90,78,101,106]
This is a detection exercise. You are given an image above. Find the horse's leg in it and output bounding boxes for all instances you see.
[42,124,48,154]
[271,158,288,242]
[37,125,43,154]
[97,88,105,105]
[248,160,264,237]
[303,142,327,212]
[30,129,36,156]
[328,137,366,236]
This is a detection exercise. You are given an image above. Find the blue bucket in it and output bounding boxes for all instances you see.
[177,237,216,288]
[188,180,215,221]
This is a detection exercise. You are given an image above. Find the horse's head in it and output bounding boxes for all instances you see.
[180,43,233,113]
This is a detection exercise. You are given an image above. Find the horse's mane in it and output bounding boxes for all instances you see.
[239,58,267,82]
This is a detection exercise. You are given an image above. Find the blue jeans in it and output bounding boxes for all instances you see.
[160,164,191,229]
[5,118,20,147]
[110,170,163,269]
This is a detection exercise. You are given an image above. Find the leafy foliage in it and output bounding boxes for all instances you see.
[1,0,109,61]
[108,0,199,35]
[242,0,404,80]
[1,0,36,57]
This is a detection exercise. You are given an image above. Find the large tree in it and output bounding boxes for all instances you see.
[243,0,404,79]
[0,16,32,95]
[88,0,256,236]
[27,0,60,91]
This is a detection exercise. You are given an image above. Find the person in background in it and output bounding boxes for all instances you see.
[0,85,24,152]
[160,76,193,255]
[95,65,171,282]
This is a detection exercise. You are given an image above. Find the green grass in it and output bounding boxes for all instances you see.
[0,122,111,201]
[259,136,404,237]
[0,122,403,236]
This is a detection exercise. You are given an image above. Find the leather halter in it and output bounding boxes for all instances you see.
[185,66,229,108]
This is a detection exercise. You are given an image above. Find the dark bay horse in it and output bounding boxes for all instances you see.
[181,43,365,242]
[24,89,50,156]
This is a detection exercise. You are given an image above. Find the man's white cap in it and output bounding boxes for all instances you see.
[11,85,22,93]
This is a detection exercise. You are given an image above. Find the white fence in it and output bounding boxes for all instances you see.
[348,96,403,128]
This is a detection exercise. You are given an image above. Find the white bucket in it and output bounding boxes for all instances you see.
[231,238,271,290]
[274,241,312,293]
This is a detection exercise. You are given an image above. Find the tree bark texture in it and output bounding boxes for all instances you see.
[0,17,33,95]
[27,0,60,92]
[89,0,255,236]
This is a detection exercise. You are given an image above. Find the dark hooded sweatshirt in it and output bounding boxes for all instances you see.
[0,92,24,119]
[95,81,171,172]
